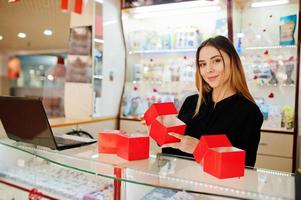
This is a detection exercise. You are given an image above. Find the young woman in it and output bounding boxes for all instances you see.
[162,35,263,167]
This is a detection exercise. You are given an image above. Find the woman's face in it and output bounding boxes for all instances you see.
[198,46,231,89]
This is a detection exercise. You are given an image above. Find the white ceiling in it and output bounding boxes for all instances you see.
[0,0,71,53]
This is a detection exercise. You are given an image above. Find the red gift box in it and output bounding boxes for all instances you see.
[193,135,232,163]
[149,115,186,146]
[203,147,245,179]
[116,133,150,161]
[144,102,178,126]
[98,130,125,154]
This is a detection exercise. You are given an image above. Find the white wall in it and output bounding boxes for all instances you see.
[65,0,125,119]
[98,0,125,117]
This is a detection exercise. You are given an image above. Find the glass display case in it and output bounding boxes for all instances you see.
[232,0,300,132]
[120,0,228,120]
[0,138,296,200]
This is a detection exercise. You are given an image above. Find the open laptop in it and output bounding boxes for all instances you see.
[0,96,97,150]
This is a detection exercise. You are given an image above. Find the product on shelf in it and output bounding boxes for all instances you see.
[281,105,294,130]
[280,14,297,45]
[0,159,113,200]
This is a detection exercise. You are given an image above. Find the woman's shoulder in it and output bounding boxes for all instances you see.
[185,94,199,102]
[236,94,263,118]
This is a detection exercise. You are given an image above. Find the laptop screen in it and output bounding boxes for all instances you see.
[0,96,57,149]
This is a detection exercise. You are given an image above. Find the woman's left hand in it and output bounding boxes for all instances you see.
[161,132,199,154]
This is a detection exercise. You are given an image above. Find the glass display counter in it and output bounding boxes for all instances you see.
[0,138,295,200]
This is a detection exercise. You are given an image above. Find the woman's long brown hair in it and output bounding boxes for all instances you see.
[194,35,254,115]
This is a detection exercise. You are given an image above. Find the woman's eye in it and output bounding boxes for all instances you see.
[213,59,221,64]
[199,63,206,68]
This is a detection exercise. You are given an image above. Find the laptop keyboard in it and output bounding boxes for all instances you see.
[54,136,82,145]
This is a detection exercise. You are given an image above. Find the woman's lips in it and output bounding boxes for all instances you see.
[207,75,219,82]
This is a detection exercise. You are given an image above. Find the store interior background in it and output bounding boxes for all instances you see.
[0,0,300,173]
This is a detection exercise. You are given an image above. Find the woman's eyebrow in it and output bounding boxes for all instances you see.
[198,55,221,63]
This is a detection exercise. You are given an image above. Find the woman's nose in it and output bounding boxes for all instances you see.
[206,63,214,73]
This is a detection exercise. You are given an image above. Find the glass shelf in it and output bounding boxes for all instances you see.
[0,138,295,199]
[244,45,297,50]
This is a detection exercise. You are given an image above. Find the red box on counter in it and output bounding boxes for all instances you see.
[144,102,178,126]
[149,115,186,146]
[203,147,245,179]
[193,135,232,163]
[116,133,150,161]
[98,130,125,154]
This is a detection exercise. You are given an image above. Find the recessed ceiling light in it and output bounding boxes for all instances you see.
[18,32,26,38]
[44,29,53,36]
[0,35,3,40]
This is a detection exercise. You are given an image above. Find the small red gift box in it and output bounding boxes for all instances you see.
[116,133,150,161]
[149,115,186,146]
[193,135,232,163]
[143,102,178,126]
[98,130,125,154]
[203,147,245,179]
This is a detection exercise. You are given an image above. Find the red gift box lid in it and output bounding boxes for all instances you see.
[193,134,232,163]
[143,102,178,126]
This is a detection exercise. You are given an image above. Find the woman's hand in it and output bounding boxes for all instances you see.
[161,132,199,154]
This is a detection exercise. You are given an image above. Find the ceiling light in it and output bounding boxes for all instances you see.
[130,0,219,14]
[44,29,53,36]
[251,0,289,8]
[18,32,26,38]
[133,6,221,19]
[0,35,3,40]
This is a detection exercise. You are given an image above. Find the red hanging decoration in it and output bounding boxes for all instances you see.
[74,0,83,14]
[60,0,68,10]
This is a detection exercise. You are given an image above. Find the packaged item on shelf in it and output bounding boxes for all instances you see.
[142,188,177,200]
[116,132,149,161]
[142,188,195,200]
[144,30,161,50]
[149,115,186,146]
[255,97,269,120]
[161,30,172,49]
[281,105,294,129]
[215,18,228,37]
[193,135,232,164]
[122,86,145,117]
[280,14,297,45]
[133,63,143,81]
[265,105,281,128]
[284,57,295,85]
[128,30,147,50]
[268,60,279,85]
